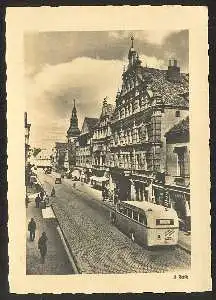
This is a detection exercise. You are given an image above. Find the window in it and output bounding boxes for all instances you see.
[127,209,132,218]
[177,151,185,176]
[118,204,124,213]
[174,147,186,177]
[176,110,180,117]
[133,211,139,221]
[139,213,147,225]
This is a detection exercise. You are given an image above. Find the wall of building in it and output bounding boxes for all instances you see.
[160,108,189,173]
[166,141,190,186]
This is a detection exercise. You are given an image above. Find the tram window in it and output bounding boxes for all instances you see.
[133,211,139,221]
[127,209,132,218]
[118,205,124,213]
[122,207,127,215]
[139,213,147,225]
[119,205,127,215]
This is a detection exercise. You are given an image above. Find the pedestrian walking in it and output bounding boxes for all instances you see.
[35,194,40,208]
[51,187,55,197]
[28,218,36,241]
[38,232,48,264]
[40,190,44,200]
[44,194,49,207]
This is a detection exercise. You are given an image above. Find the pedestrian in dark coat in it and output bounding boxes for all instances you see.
[40,190,44,200]
[35,194,40,208]
[51,187,55,197]
[38,232,48,264]
[28,218,36,241]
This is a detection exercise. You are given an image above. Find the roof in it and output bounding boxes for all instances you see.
[80,117,99,136]
[141,67,189,107]
[55,142,68,150]
[165,116,189,139]
[119,65,189,109]
[121,200,176,214]
[34,148,52,159]
[85,117,99,131]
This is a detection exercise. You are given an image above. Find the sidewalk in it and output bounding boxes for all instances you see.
[26,195,73,274]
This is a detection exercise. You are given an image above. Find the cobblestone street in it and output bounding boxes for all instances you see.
[39,172,190,274]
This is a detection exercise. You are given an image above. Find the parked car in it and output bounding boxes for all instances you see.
[55,175,62,184]
[66,171,72,179]
[45,168,52,174]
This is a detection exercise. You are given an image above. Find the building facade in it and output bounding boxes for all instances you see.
[76,117,99,172]
[107,37,189,203]
[92,97,113,177]
[63,37,190,224]
[25,112,31,162]
[52,142,68,171]
[25,112,31,187]
[164,116,190,229]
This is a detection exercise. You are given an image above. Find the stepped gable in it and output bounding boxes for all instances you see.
[100,97,114,119]
[165,116,189,139]
[117,37,189,110]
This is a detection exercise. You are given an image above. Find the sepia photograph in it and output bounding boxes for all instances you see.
[24,30,190,275]
[7,6,210,293]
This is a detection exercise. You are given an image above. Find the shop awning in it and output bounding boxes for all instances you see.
[90,176,109,182]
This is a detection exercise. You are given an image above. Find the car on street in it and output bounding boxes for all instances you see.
[55,175,62,184]
[45,168,52,174]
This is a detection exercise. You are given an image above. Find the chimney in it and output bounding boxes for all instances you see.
[167,59,180,82]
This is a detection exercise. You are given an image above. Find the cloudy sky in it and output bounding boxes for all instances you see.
[25,30,188,150]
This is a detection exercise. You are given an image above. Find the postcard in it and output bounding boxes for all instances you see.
[6,5,211,293]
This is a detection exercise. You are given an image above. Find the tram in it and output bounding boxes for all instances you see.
[110,201,179,247]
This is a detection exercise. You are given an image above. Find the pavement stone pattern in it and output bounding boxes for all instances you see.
[40,173,190,274]
[26,196,73,275]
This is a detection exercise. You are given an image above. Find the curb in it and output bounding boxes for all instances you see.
[51,204,82,274]
[56,225,79,274]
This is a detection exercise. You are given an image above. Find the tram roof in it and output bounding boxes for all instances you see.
[121,200,176,214]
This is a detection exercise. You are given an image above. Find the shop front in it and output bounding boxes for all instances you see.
[110,168,131,202]
[167,187,190,232]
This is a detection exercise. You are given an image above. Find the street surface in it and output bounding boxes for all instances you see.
[38,171,190,274]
